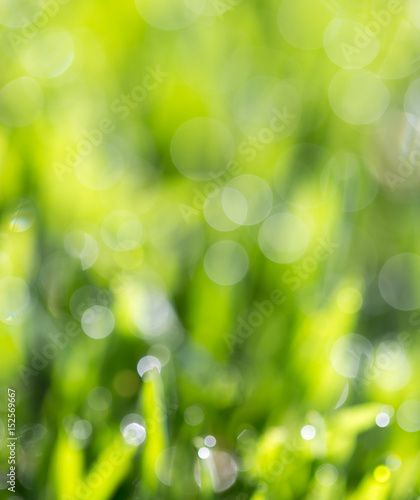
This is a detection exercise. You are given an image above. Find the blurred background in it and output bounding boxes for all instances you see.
[1,0,420,499]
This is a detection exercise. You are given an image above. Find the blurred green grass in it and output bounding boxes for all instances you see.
[1,0,420,499]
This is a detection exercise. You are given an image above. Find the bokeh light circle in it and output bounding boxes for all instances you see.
[204,435,216,447]
[87,387,112,411]
[301,425,316,440]
[9,199,35,232]
[374,465,390,483]
[75,143,124,191]
[258,213,309,264]
[134,0,205,30]
[408,0,420,31]
[376,412,390,428]
[184,405,204,426]
[278,0,338,50]
[198,447,210,459]
[323,19,380,69]
[0,0,46,28]
[222,175,273,225]
[316,464,338,486]
[70,286,112,321]
[130,288,175,339]
[194,450,238,492]
[148,344,171,367]
[203,189,240,232]
[397,400,420,432]
[386,454,402,471]
[404,77,420,131]
[330,334,374,378]
[64,231,98,270]
[122,422,146,446]
[81,305,115,339]
[119,414,145,434]
[21,30,74,78]
[379,253,420,310]
[204,241,249,286]
[137,355,161,381]
[72,419,92,440]
[101,210,143,252]
[329,69,389,125]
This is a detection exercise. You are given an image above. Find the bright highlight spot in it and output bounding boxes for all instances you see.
[204,435,216,447]
[301,425,316,440]
[122,423,146,446]
[374,465,390,483]
[198,447,210,459]
[376,412,390,428]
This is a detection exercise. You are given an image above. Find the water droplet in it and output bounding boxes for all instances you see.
[122,423,146,446]
[137,356,161,381]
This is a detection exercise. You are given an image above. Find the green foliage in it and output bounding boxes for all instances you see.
[0,1,420,499]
